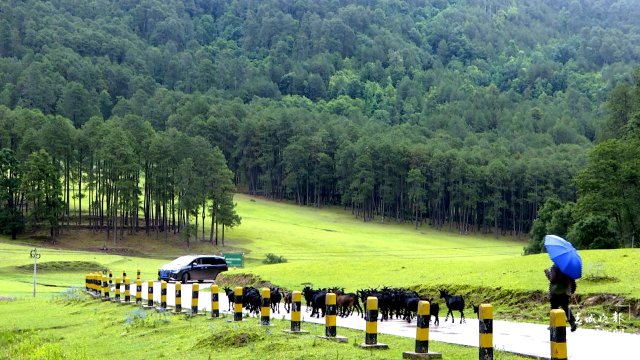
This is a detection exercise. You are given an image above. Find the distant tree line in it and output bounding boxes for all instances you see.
[0,107,239,246]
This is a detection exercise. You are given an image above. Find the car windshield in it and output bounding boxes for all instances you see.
[166,255,196,267]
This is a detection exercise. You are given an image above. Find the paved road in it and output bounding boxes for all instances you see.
[120,282,639,360]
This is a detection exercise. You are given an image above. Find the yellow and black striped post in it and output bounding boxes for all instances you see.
[160,280,167,310]
[175,282,182,313]
[365,297,378,344]
[479,304,493,360]
[102,274,109,300]
[136,269,141,281]
[319,292,347,342]
[122,270,127,282]
[114,276,121,302]
[291,291,302,331]
[146,280,154,307]
[135,279,142,304]
[326,292,337,337]
[191,283,199,314]
[108,270,112,286]
[234,287,243,321]
[261,288,270,325]
[211,285,219,318]
[402,301,441,359]
[360,296,388,349]
[84,273,89,292]
[123,276,131,304]
[550,309,568,360]
[284,290,309,334]
[415,301,430,353]
[87,273,95,294]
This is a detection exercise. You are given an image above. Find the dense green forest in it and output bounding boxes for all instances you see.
[1,0,639,245]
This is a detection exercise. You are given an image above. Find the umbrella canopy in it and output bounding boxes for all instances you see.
[544,235,582,279]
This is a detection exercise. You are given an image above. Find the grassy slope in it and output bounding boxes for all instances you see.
[226,195,639,298]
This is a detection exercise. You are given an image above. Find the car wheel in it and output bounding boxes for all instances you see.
[181,273,190,284]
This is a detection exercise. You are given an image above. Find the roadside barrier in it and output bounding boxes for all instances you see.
[403,300,441,359]
[261,288,270,325]
[550,309,567,360]
[123,277,131,304]
[234,287,243,321]
[108,270,112,286]
[479,304,493,360]
[146,280,154,308]
[320,292,347,342]
[102,273,109,301]
[160,280,167,310]
[284,291,308,334]
[136,269,141,281]
[175,282,182,313]
[360,296,388,349]
[135,279,142,304]
[211,285,219,318]
[191,283,199,315]
[114,277,121,302]
[88,273,95,294]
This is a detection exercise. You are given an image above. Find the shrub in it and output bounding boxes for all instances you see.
[262,253,287,264]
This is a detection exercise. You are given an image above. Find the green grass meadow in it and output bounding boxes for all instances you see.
[0,193,638,359]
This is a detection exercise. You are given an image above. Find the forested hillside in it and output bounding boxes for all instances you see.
[1,0,640,240]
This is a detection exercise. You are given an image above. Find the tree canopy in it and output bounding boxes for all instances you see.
[2,0,640,241]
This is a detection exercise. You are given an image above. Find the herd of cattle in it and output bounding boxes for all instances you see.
[222,286,468,325]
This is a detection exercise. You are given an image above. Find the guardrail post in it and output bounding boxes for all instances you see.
[102,273,109,301]
[479,304,493,360]
[261,288,270,326]
[319,293,347,342]
[360,296,388,349]
[234,287,243,321]
[136,269,141,281]
[191,283,199,315]
[284,291,309,334]
[211,285,219,318]
[403,301,441,359]
[159,280,167,310]
[89,273,94,294]
[113,277,121,302]
[551,309,567,360]
[144,280,154,308]
[122,277,131,304]
[175,282,182,313]
[108,270,112,286]
[135,279,142,304]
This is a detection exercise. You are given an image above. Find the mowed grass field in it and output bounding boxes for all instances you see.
[1,193,639,299]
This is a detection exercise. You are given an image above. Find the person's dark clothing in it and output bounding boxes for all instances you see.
[545,264,577,331]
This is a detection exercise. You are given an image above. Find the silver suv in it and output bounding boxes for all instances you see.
[158,255,228,283]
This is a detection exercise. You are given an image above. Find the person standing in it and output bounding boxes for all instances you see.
[545,263,578,332]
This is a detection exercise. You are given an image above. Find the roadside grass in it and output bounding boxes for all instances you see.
[0,292,528,360]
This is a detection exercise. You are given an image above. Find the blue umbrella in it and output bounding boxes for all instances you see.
[544,235,582,279]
